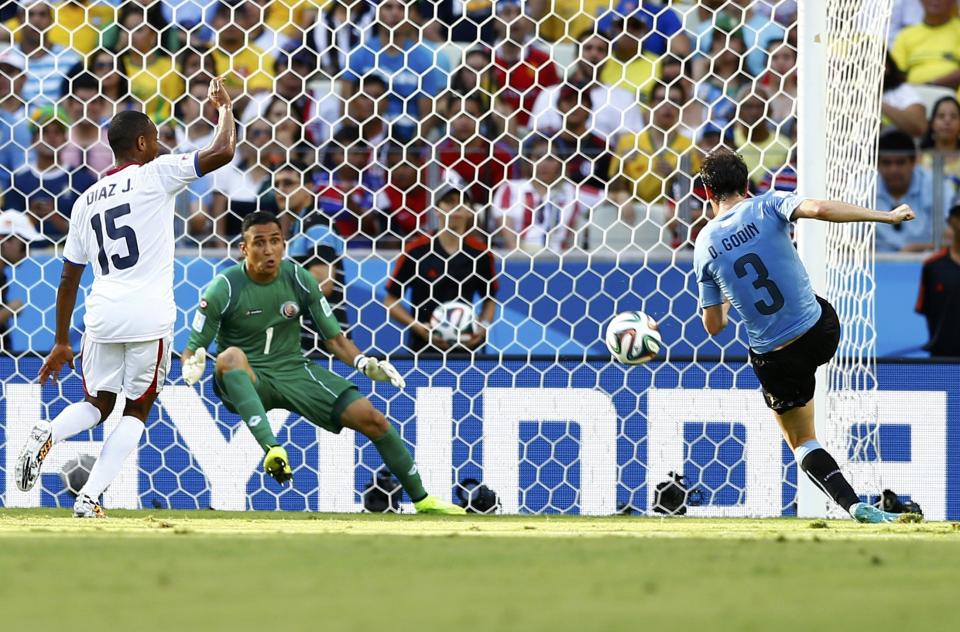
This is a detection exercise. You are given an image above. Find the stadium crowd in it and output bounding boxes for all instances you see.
[0,0,957,354]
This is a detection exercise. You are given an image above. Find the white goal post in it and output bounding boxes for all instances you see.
[796,0,894,516]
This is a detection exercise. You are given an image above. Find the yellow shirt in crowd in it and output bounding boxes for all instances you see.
[610,130,701,203]
[123,55,184,124]
[212,46,276,94]
[4,1,115,56]
[733,127,792,186]
[539,0,615,42]
[600,53,661,98]
[891,18,960,85]
[265,0,325,38]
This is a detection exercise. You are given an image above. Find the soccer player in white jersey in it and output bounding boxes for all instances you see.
[694,148,916,523]
[14,78,237,517]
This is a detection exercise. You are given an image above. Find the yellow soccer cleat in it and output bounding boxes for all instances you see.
[414,495,467,515]
[263,445,293,485]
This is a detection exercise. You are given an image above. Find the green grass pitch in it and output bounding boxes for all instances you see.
[1,509,958,632]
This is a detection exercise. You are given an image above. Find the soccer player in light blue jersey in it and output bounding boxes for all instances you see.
[693,148,916,523]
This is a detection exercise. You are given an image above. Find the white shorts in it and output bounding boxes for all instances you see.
[79,336,173,401]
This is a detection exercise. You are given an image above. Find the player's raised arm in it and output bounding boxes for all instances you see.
[196,77,237,176]
[793,200,916,224]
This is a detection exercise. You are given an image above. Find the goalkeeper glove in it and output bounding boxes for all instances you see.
[263,445,293,485]
[353,355,406,389]
[182,348,206,386]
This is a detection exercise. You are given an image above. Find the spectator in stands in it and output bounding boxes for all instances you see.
[425,0,494,43]
[875,129,952,252]
[235,0,292,56]
[445,44,494,115]
[312,0,376,80]
[733,85,792,187]
[377,143,429,243]
[599,9,659,98]
[273,47,337,150]
[61,72,112,174]
[385,172,498,354]
[316,126,380,243]
[587,0,689,58]
[41,0,115,57]
[920,96,960,194]
[285,177,351,351]
[530,30,644,146]
[891,0,960,88]
[491,134,586,254]
[177,45,219,91]
[492,0,560,131]
[688,0,785,79]
[115,4,183,124]
[695,28,751,134]
[13,1,81,109]
[436,94,518,206]
[757,149,799,194]
[208,119,279,244]
[344,75,388,150]
[915,202,960,357]
[210,0,276,114]
[549,84,610,197]
[761,37,797,138]
[88,48,133,111]
[0,51,29,196]
[639,1,689,58]
[0,210,39,352]
[610,82,699,205]
[7,106,95,243]
[882,52,928,138]
[342,0,448,141]
[889,0,925,47]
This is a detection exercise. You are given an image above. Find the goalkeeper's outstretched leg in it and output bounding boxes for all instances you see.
[338,397,466,515]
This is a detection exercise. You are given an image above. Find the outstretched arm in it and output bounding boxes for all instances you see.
[793,200,915,225]
[323,333,363,367]
[38,261,85,384]
[196,77,237,176]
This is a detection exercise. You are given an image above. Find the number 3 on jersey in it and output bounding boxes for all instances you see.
[91,203,140,275]
[733,253,785,315]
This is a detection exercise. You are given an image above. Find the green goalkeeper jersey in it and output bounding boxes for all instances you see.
[187,260,341,371]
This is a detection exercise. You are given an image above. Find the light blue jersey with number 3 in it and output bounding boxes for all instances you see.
[693,191,822,353]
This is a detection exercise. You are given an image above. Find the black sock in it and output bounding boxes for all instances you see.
[800,448,861,512]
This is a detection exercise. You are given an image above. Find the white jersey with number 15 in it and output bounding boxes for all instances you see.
[63,152,202,343]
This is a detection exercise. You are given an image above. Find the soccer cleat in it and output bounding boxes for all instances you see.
[414,495,467,515]
[850,502,900,524]
[15,420,53,492]
[73,493,105,519]
[263,445,293,485]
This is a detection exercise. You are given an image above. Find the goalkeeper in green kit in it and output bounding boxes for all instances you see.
[180,211,465,514]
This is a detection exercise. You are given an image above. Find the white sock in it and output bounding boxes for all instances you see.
[79,416,144,499]
[51,402,102,443]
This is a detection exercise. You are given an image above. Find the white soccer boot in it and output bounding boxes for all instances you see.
[15,420,53,492]
[73,493,106,519]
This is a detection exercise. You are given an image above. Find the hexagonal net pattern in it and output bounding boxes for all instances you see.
[0,1,891,516]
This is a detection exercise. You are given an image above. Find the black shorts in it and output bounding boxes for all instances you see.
[749,297,841,414]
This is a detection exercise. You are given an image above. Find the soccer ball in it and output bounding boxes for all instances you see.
[430,300,476,345]
[60,454,97,496]
[605,311,662,365]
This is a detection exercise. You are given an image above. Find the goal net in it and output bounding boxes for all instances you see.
[0,0,925,517]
